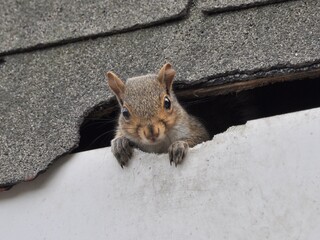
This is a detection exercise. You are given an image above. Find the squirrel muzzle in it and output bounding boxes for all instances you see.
[143,124,160,143]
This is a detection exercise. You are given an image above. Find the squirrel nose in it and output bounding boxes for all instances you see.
[144,124,159,142]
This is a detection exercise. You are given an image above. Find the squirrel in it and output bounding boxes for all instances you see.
[106,63,210,167]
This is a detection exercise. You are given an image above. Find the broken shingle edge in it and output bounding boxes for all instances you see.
[1,60,320,192]
[201,0,296,15]
[0,0,193,58]
[175,60,320,92]
[0,100,112,192]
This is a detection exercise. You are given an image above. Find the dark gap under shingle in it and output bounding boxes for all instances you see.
[73,76,320,153]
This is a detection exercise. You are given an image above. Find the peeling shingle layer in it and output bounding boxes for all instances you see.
[0,0,190,54]
[200,0,294,14]
[0,0,320,187]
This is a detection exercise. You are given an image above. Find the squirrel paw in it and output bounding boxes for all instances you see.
[111,137,133,168]
[169,141,189,167]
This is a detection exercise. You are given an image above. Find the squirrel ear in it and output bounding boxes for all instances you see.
[106,71,125,105]
[157,63,176,93]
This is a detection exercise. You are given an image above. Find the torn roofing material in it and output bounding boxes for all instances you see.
[0,0,320,188]
[200,0,294,14]
[0,0,190,54]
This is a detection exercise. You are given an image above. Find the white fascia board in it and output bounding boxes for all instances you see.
[1,108,320,240]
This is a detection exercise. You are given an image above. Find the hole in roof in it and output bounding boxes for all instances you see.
[73,76,320,153]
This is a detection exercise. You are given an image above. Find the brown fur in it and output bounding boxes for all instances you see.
[106,63,209,167]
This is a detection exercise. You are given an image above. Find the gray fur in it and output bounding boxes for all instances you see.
[111,68,210,168]
[124,74,164,119]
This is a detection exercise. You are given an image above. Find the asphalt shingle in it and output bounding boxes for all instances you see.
[0,0,320,188]
[200,0,293,13]
[0,0,190,54]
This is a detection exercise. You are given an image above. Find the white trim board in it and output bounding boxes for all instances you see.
[1,108,320,240]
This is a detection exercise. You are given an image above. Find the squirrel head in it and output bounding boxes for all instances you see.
[106,63,180,145]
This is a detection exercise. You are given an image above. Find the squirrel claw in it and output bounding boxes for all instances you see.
[111,137,133,168]
[168,141,189,167]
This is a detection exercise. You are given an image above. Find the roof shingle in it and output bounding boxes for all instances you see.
[0,0,190,54]
[0,0,319,188]
[200,0,293,14]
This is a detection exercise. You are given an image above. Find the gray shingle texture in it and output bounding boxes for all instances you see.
[0,0,189,54]
[200,0,293,13]
[1,0,320,188]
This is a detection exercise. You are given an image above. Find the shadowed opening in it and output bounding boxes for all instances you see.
[73,76,320,153]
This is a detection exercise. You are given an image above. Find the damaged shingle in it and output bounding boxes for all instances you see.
[200,0,295,14]
[0,0,320,188]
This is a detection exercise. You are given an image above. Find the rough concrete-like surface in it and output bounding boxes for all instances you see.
[1,108,320,239]
[0,0,189,54]
[1,0,320,187]
[200,0,293,13]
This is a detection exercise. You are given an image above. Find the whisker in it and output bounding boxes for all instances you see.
[87,130,115,149]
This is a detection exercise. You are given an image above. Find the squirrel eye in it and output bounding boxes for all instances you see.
[121,107,130,120]
[164,96,171,110]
